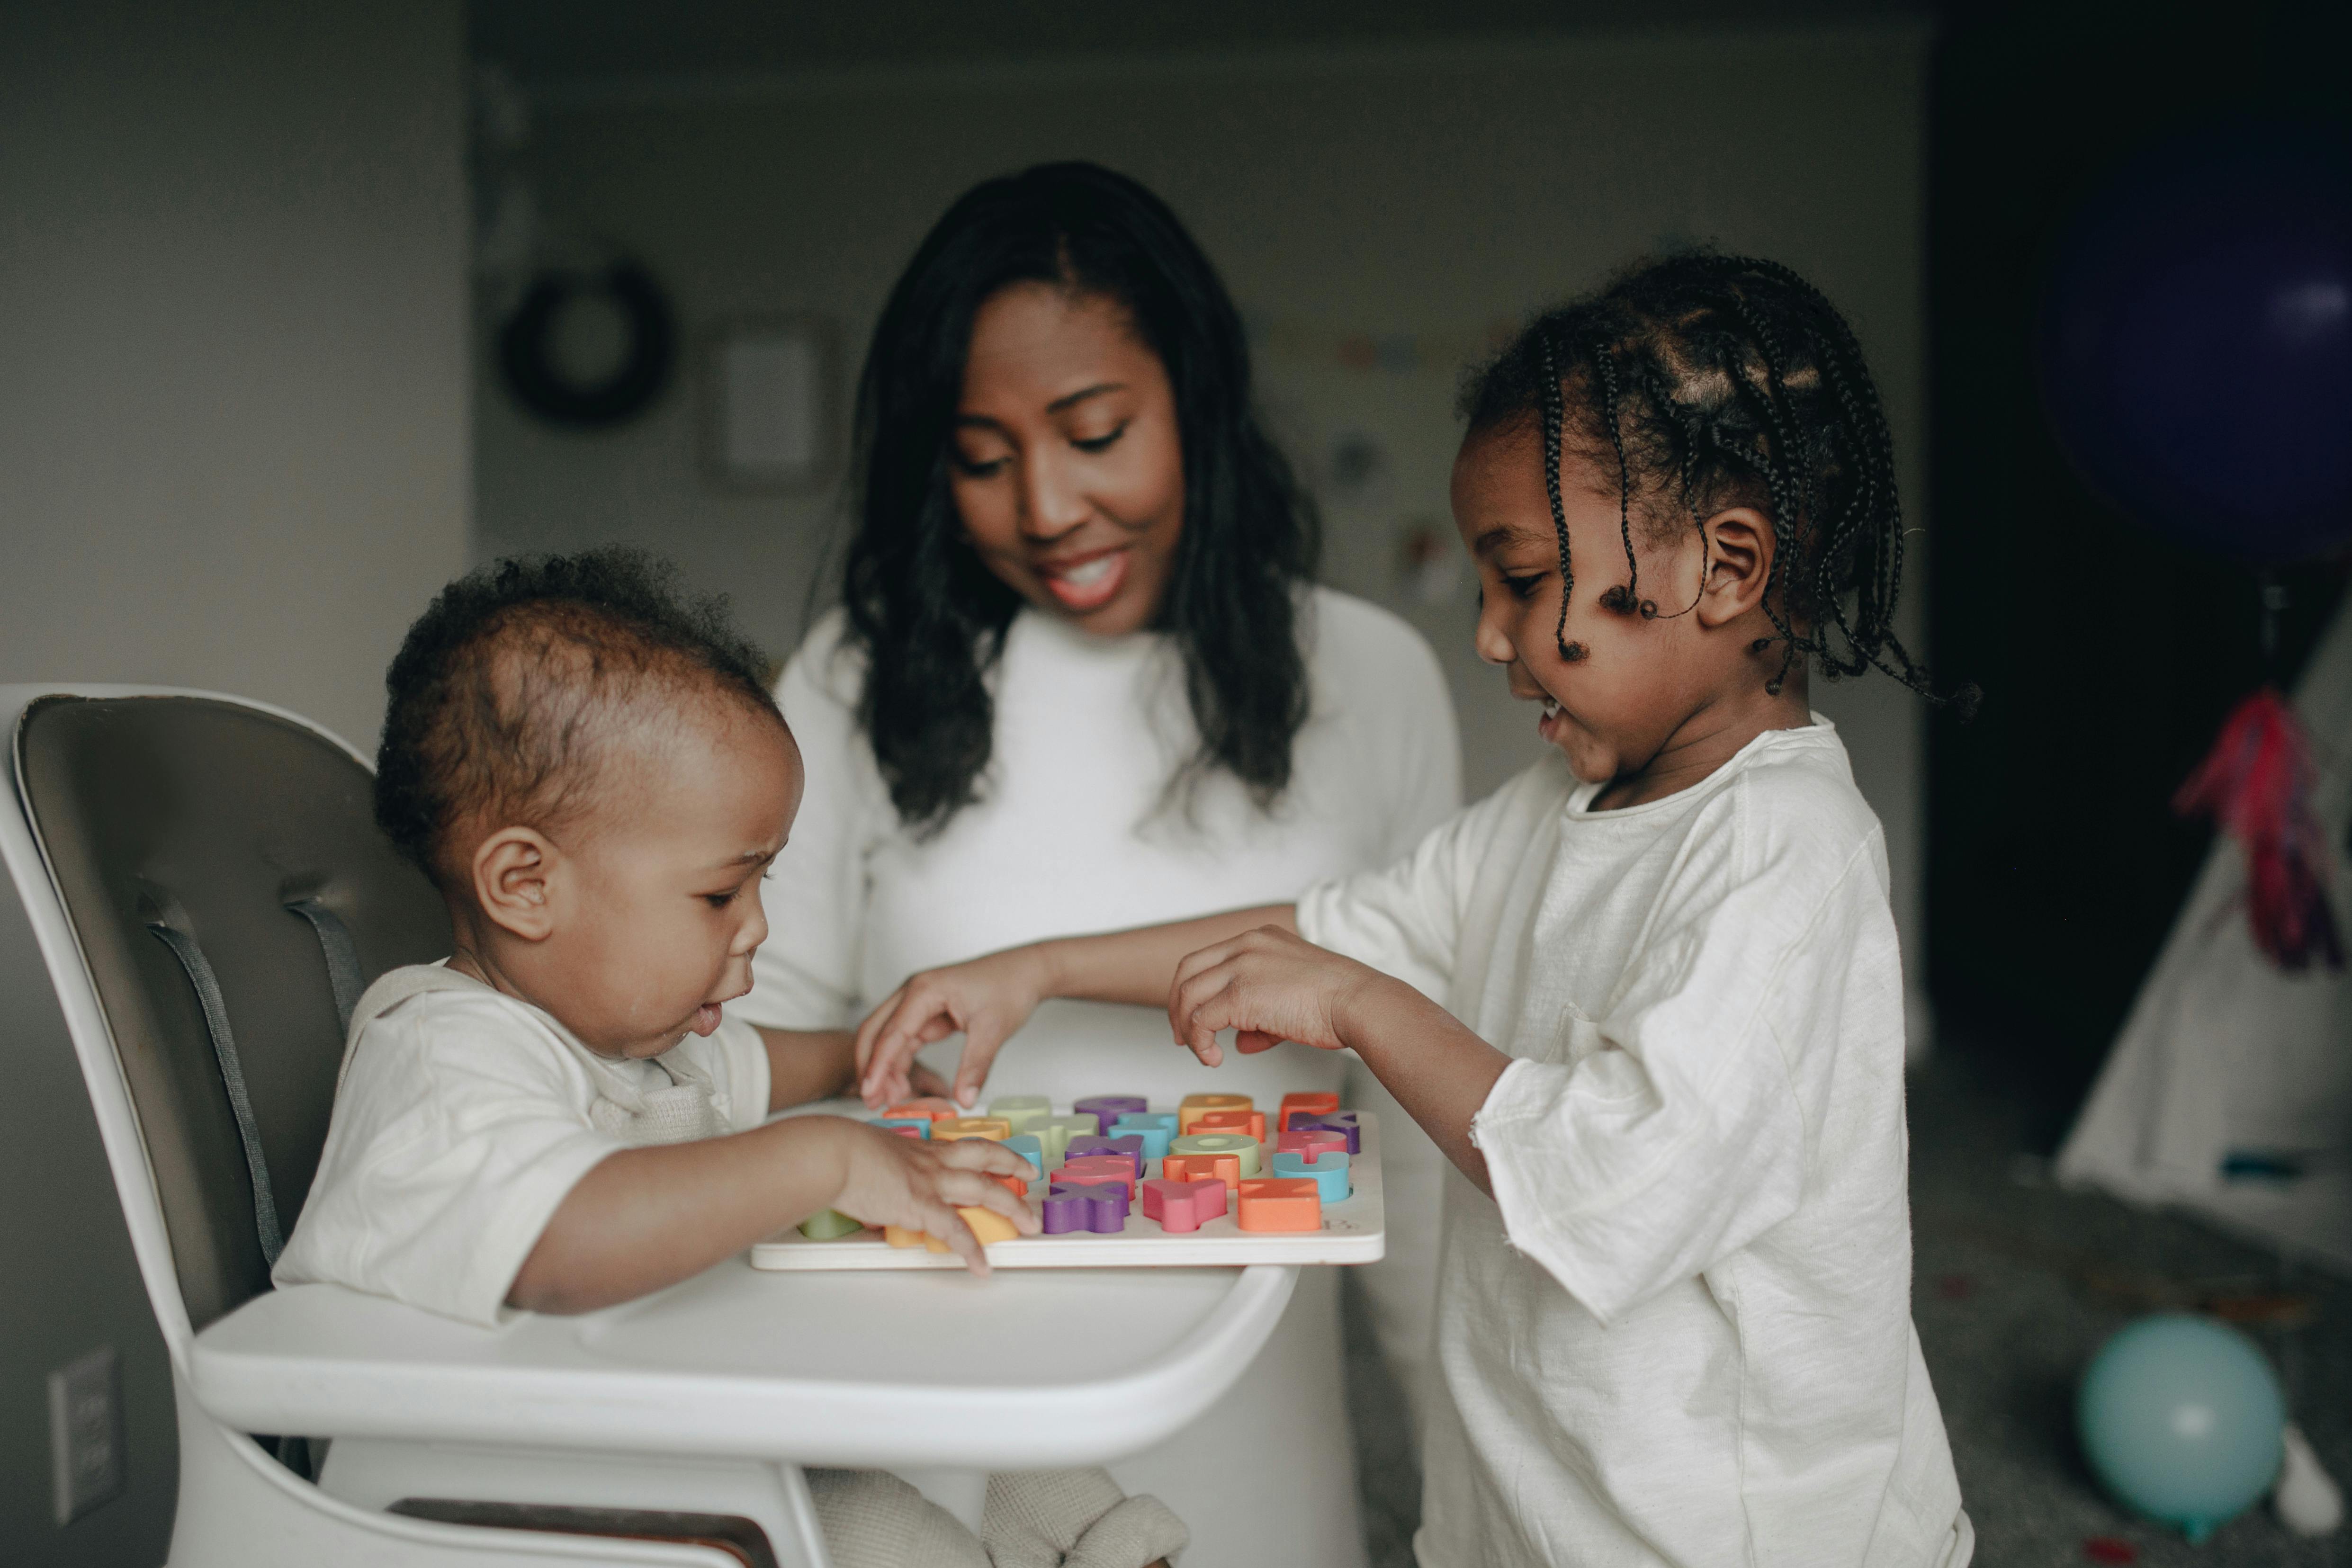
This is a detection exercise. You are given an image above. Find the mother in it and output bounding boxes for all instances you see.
[737,162,1458,1566]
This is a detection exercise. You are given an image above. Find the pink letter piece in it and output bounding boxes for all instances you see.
[1141,1176,1228,1233]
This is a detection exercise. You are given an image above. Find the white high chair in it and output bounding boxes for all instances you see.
[1,685,1295,1567]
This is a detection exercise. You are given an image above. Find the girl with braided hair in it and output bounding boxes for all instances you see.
[861,253,1974,1565]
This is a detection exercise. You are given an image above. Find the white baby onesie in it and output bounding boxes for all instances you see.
[274,963,770,1326]
[1299,722,1971,1568]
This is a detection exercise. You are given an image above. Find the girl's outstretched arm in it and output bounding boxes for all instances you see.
[855,904,1296,1108]
[1167,925,1509,1194]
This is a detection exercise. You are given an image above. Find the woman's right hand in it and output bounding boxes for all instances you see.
[828,1122,1040,1275]
[854,946,1052,1109]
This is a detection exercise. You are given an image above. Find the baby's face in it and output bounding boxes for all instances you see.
[540,709,803,1059]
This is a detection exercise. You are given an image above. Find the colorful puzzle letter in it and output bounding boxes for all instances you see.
[798,1208,864,1239]
[1140,1176,1228,1233]
[1271,1146,1351,1201]
[885,1098,961,1122]
[1032,1114,1100,1162]
[1297,1113,1361,1154]
[934,1117,1012,1142]
[884,1224,950,1253]
[1277,1092,1340,1131]
[1002,1133,1045,1177]
[1073,1095,1148,1134]
[1170,1131,1260,1177]
[1060,1154,1139,1195]
[1161,1151,1241,1188]
[1109,1113,1176,1160]
[957,1206,1021,1245]
[1276,1127,1348,1160]
[870,1118,931,1139]
[987,1094,1052,1132]
[1236,1177,1322,1232]
[1177,1093,1253,1133]
[1194,1108,1267,1142]
[1043,1179,1130,1234]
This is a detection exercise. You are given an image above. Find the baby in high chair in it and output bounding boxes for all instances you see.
[275,549,1185,1568]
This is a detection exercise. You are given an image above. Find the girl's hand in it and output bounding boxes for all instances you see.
[854,948,1052,1109]
[828,1123,1040,1275]
[1165,925,1388,1066]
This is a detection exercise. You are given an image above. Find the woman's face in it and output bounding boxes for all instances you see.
[949,282,1185,636]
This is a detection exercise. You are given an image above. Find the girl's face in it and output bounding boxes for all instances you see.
[949,283,1185,637]
[1453,420,1767,794]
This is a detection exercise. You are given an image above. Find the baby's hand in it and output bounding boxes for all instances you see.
[854,949,1051,1110]
[829,1124,1040,1274]
[1166,925,1381,1066]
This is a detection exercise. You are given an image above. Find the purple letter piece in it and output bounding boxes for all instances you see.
[1072,1095,1148,1134]
[1301,1113,1363,1155]
[1042,1179,1131,1235]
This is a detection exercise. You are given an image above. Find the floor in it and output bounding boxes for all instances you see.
[1338,1052,2352,1566]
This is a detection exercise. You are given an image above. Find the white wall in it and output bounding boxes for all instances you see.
[481,25,1933,1029]
[0,0,472,753]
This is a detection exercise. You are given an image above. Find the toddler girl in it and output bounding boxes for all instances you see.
[857,255,1975,1567]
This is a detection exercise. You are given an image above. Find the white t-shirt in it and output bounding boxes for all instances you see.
[274,965,771,1327]
[736,589,1461,1105]
[1299,722,1970,1568]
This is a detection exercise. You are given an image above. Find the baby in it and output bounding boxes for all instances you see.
[276,549,1182,1568]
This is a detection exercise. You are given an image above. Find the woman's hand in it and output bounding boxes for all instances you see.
[1165,924,1390,1066]
[854,947,1053,1109]
[829,1124,1040,1276]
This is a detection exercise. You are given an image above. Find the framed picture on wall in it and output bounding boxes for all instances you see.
[702,316,835,492]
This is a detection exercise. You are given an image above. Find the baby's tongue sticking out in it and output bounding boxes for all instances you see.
[691,1002,723,1036]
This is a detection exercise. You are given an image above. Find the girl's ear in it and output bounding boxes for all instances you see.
[471,826,562,941]
[1695,506,1777,628]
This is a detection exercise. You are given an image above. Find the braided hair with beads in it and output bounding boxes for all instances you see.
[1462,251,1969,710]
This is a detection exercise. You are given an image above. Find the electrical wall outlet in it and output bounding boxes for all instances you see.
[48,1345,125,1525]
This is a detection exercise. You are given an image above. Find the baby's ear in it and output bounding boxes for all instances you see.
[1695,506,1776,627]
[472,826,560,941]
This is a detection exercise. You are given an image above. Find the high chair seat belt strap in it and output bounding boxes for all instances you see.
[145,919,285,1265]
[283,896,364,1037]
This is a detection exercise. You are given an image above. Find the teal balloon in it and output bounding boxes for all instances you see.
[2077,1314,2286,1541]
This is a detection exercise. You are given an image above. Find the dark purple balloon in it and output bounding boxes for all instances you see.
[2038,125,2352,563]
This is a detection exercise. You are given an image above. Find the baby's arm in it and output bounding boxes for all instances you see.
[508,1116,1036,1313]
[855,904,1296,1107]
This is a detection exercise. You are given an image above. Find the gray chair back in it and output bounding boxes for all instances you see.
[16,695,449,1328]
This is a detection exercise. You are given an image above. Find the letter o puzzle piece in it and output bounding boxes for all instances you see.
[1277,1092,1340,1132]
[1073,1095,1148,1134]
[1162,1151,1241,1188]
[1171,1131,1260,1176]
[1140,1176,1228,1233]
[1236,1177,1321,1233]
[1042,1179,1130,1234]
[1177,1093,1253,1133]
[1271,1147,1351,1202]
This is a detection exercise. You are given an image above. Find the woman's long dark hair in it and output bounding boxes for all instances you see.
[844,161,1319,833]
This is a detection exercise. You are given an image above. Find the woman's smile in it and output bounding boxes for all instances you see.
[1033,545,1131,611]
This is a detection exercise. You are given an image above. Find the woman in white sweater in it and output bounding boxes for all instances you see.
[733,163,1459,1567]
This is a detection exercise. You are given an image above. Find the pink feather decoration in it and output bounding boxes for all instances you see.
[2174,687,2344,972]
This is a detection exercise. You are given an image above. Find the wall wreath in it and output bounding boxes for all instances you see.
[496,262,677,430]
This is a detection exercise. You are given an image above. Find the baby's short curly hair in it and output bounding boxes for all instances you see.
[376,548,785,887]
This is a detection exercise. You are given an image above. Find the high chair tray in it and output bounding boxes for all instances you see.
[751,1107,1384,1271]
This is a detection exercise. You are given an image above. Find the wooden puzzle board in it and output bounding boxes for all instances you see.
[750,1109,1386,1270]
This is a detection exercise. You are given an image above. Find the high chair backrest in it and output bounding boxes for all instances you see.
[14,694,449,1329]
